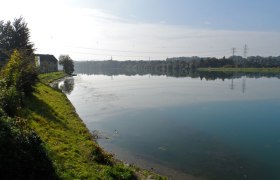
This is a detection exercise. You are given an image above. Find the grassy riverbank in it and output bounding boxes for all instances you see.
[22,72,164,179]
[198,67,280,73]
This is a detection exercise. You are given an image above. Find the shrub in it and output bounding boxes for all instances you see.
[0,80,21,116]
[104,165,135,180]
[0,114,57,180]
[1,50,37,95]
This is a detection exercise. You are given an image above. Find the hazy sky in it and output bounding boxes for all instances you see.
[1,0,280,60]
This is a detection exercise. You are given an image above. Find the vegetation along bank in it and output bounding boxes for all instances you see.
[1,70,165,179]
[0,17,164,179]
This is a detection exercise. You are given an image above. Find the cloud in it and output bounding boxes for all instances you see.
[203,21,212,25]
[1,2,279,60]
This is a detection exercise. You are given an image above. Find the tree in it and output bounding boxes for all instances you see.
[59,55,74,75]
[1,50,37,97]
[0,17,34,56]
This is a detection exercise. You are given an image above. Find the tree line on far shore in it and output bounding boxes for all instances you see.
[167,55,280,68]
[74,54,280,75]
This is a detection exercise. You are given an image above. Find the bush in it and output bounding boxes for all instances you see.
[1,50,37,96]
[89,146,113,165]
[0,113,57,180]
[0,80,21,116]
[103,165,135,180]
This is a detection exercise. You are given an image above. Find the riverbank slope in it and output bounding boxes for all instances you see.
[22,71,164,179]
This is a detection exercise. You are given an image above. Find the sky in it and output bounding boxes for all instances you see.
[1,0,280,60]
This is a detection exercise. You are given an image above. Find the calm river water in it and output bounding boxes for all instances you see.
[59,72,280,180]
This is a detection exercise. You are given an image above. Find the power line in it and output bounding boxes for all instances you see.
[66,45,230,55]
[63,51,145,58]
[68,51,231,60]
[67,51,231,61]
[60,45,254,60]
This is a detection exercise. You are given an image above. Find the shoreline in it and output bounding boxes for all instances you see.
[33,72,165,179]
[98,139,207,180]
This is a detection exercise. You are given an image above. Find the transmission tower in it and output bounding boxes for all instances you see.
[243,44,248,59]
[232,48,236,57]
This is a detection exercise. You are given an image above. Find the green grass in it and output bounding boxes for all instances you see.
[198,67,280,73]
[39,71,68,84]
[22,72,165,179]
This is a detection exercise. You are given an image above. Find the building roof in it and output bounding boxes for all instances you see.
[35,54,58,63]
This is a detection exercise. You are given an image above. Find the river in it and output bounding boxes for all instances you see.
[58,71,280,180]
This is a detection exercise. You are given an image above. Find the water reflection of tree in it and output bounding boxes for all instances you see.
[75,65,280,80]
[59,78,74,95]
